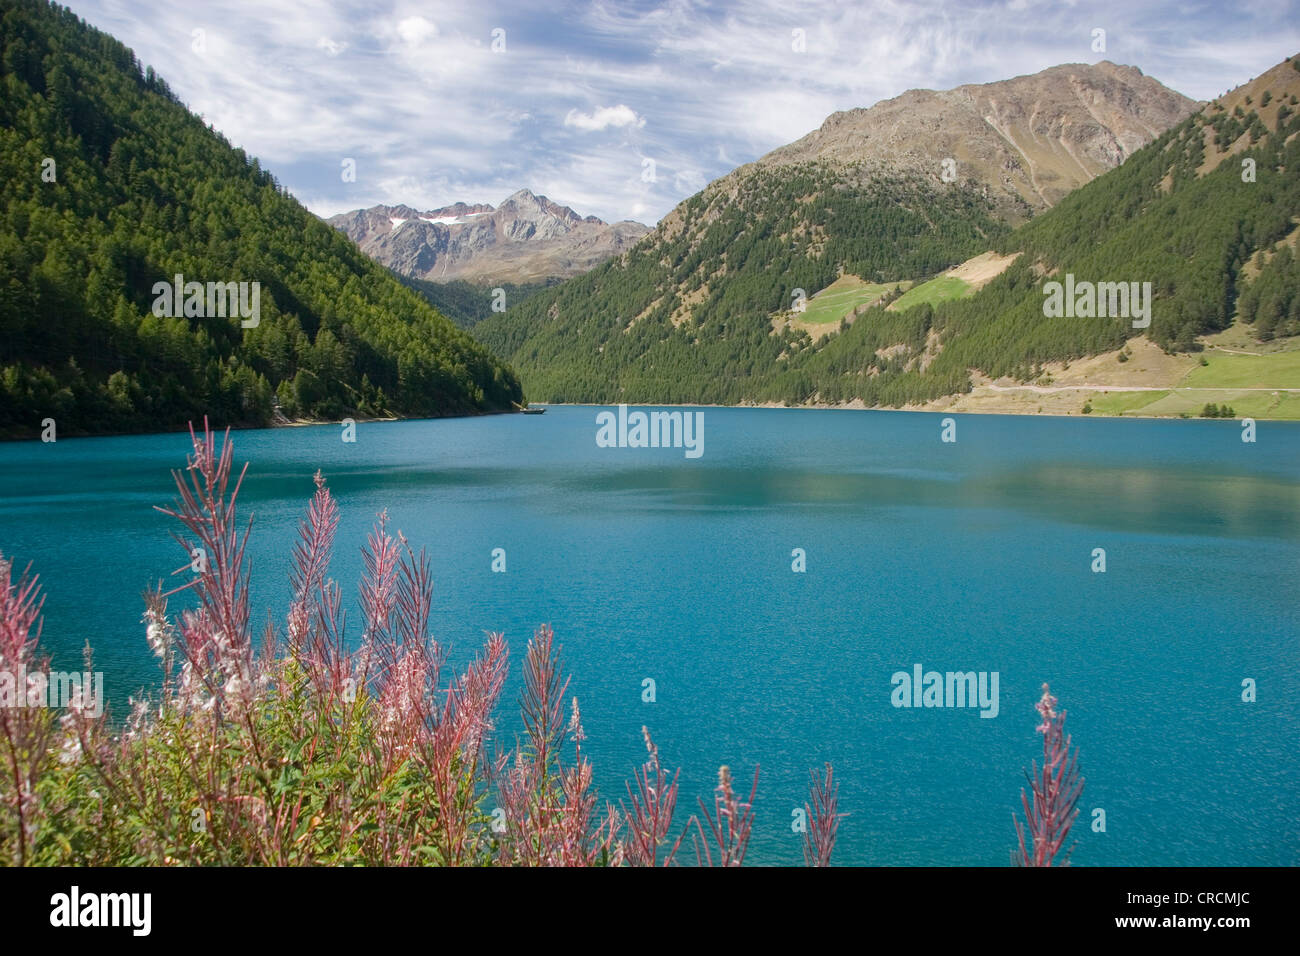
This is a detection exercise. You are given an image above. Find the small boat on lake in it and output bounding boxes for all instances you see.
[515,403,546,415]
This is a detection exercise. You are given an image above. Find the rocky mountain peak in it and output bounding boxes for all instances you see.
[328,190,649,285]
[756,60,1199,215]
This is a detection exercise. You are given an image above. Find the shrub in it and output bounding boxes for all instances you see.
[1200,402,1236,418]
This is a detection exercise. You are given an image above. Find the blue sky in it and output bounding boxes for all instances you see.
[72,0,1300,225]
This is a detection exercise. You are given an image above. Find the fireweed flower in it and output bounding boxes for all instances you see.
[124,697,150,742]
[1014,683,1084,867]
[620,727,683,867]
[1034,686,1058,733]
[568,698,584,747]
[142,606,170,659]
[802,763,843,867]
[57,731,81,766]
[0,553,43,669]
[690,763,759,867]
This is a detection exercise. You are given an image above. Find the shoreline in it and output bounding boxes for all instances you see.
[6,394,1295,444]
[0,406,518,444]
[534,400,1297,423]
[531,336,1300,423]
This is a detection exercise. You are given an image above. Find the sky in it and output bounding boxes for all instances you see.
[70,0,1300,226]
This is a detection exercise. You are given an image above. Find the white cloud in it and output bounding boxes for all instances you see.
[396,16,437,45]
[563,104,646,131]
[67,0,1300,227]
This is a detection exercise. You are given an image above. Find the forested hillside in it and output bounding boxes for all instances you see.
[0,0,522,438]
[399,275,554,331]
[477,57,1300,409]
[476,164,1013,404]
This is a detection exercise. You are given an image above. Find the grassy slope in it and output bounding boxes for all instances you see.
[799,276,895,324]
[1183,349,1300,387]
[888,275,971,312]
[1086,346,1300,418]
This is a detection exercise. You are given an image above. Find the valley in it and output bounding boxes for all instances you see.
[474,58,1300,420]
[2,0,1297,879]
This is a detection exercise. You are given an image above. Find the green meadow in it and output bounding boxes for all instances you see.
[1183,349,1300,388]
[1087,391,1171,415]
[888,274,972,312]
[796,271,977,327]
[798,275,903,324]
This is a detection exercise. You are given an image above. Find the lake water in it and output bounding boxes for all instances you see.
[1,407,1297,866]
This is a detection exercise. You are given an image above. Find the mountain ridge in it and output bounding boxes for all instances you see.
[758,61,1198,213]
[328,188,650,285]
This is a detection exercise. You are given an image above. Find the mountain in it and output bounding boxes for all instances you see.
[474,61,1200,405]
[327,190,650,285]
[758,61,1197,216]
[0,0,522,439]
[895,54,1300,419]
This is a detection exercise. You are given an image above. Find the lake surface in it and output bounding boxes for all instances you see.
[1,407,1297,866]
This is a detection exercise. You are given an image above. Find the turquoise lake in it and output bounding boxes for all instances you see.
[0,406,1297,866]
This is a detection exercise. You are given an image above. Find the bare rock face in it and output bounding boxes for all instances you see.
[756,61,1200,216]
[328,189,650,285]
